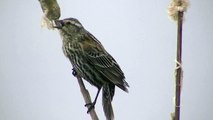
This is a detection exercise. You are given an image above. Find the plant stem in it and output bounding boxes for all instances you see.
[76,76,99,120]
[175,10,183,120]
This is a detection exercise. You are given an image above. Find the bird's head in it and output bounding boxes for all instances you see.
[53,18,83,33]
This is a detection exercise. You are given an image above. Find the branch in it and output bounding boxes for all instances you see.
[38,0,99,119]
[168,0,189,120]
[174,10,183,120]
[76,76,99,120]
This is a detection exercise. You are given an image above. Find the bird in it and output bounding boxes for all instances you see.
[53,18,129,120]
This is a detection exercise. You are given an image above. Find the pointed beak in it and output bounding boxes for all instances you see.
[53,20,64,29]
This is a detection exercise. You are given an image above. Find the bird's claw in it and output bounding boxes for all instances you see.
[72,68,77,77]
[85,103,95,113]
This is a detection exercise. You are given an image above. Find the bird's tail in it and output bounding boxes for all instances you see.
[102,83,115,120]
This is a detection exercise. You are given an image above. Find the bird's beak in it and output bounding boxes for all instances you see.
[53,20,64,29]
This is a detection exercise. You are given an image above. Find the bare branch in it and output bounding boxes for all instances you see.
[168,0,189,120]
[76,76,99,120]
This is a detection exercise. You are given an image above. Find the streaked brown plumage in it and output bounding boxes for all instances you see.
[54,18,129,120]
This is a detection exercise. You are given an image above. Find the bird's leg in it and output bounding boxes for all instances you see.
[72,68,77,77]
[85,88,101,113]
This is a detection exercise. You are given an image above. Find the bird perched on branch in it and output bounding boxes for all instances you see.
[54,18,129,120]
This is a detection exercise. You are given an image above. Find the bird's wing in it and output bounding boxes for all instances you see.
[82,32,129,91]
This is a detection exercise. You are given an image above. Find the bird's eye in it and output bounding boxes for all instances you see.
[66,21,71,25]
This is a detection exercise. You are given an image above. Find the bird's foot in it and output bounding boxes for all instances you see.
[85,102,95,113]
[72,68,77,77]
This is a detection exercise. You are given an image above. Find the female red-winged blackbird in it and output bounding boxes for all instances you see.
[54,18,129,120]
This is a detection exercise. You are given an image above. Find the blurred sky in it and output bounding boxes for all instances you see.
[0,0,213,120]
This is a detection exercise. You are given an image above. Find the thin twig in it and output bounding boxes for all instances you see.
[174,10,183,120]
[38,0,99,119]
[168,0,189,120]
[76,76,99,120]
